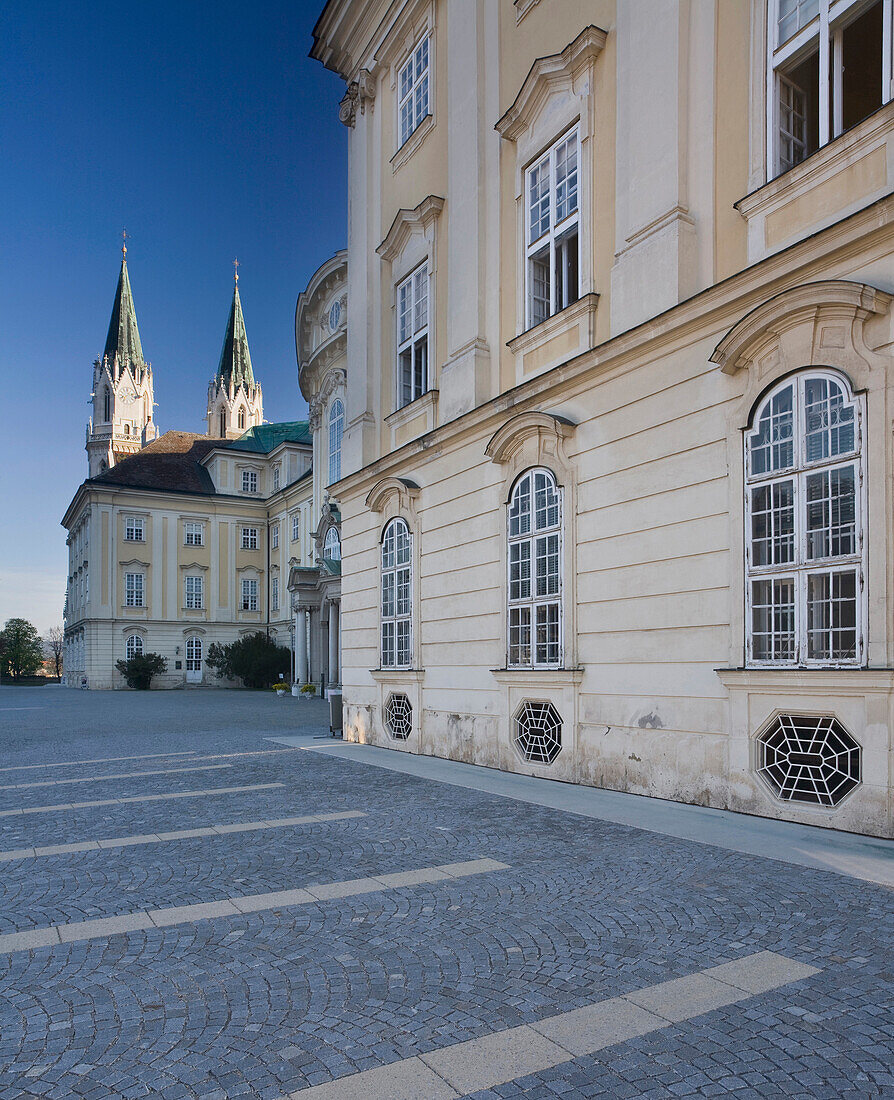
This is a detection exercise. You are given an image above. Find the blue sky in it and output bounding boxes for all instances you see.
[0,0,347,634]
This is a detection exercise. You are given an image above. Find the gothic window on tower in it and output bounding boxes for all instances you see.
[103,387,111,422]
[219,410,226,437]
[238,408,246,430]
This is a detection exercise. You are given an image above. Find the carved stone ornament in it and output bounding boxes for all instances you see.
[338,68,376,128]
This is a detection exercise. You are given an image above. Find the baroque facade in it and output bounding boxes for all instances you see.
[310,0,894,837]
[63,260,316,688]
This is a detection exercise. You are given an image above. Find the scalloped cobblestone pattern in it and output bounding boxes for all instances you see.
[0,687,891,1099]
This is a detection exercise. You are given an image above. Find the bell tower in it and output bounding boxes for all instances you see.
[207,262,263,439]
[86,239,157,476]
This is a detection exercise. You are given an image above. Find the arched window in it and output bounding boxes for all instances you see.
[328,398,344,485]
[323,526,341,562]
[186,635,202,671]
[103,387,111,422]
[745,371,864,666]
[219,409,226,437]
[238,408,246,430]
[125,634,143,660]
[381,518,411,668]
[508,468,563,668]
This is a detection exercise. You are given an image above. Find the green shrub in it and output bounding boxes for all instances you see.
[115,653,167,690]
[205,633,290,689]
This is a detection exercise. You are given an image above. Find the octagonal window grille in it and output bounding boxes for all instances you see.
[514,700,562,764]
[756,713,861,807]
[384,692,412,740]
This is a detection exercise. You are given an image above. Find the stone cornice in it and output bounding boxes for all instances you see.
[377,195,444,262]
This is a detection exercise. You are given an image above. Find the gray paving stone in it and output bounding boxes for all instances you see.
[530,997,666,1056]
[0,926,60,953]
[286,1057,458,1099]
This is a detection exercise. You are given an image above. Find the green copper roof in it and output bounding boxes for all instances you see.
[215,284,255,391]
[224,420,312,454]
[103,258,145,373]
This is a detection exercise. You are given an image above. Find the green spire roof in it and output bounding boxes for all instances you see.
[215,283,255,391]
[103,257,145,373]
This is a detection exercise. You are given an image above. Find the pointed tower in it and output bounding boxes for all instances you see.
[207,265,263,439]
[86,243,157,476]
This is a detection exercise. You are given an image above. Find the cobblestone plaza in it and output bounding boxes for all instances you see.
[0,688,891,1098]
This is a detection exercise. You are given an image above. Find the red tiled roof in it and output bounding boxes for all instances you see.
[91,431,223,494]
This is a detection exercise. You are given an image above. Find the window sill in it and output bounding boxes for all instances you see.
[736,100,894,262]
[370,668,425,683]
[386,389,439,448]
[507,293,599,383]
[491,667,583,684]
[716,667,894,692]
[391,114,434,175]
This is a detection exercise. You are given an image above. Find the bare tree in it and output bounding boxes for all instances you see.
[45,626,64,680]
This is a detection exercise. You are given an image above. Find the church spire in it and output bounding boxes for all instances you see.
[102,251,145,376]
[215,276,255,391]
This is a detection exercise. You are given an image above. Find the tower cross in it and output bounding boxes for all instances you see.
[121,228,128,258]
[233,256,240,285]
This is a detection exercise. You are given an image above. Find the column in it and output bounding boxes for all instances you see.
[294,609,308,685]
[327,602,339,686]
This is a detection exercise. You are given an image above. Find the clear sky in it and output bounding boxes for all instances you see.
[0,0,347,635]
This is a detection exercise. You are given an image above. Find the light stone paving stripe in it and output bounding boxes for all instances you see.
[0,811,366,862]
[0,781,283,818]
[283,951,820,1099]
[0,859,510,955]
[0,750,197,774]
[0,762,232,791]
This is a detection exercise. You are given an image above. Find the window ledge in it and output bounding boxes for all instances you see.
[370,668,425,683]
[716,667,894,693]
[507,294,599,382]
[491,667,583,685]
[736,100,894,262]
[391,114,434,174]
[386,389,439,428]
[386,390,439,449]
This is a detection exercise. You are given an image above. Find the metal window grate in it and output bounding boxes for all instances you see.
[514,700,562,764]
[384,693,412,740]
[757,713,860,807]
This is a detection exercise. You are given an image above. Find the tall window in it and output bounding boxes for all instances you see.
[329,399,344,485]
[397,264,428,408]
[219,409,226,437]
[324,526,341,562]
[124,516,144,541]
[768,0,890,176]
[241,527,258,550]
[745,372,864,666]
[186,635,202,672]
[241,578,259,611]
[242,470,258,493]
[125,572,144,608]
[184,575,204,610]
[103,387,111,422]
[271,523,279,550]
[238,408,246,430]
[273,465,281,492]
[507,469,563,668]
[291,514,300,542]
[398,36,430,147]
[125,634,143,660]
[526,128,580,329]
[381,518,412,668]
[271,576,279,612]
[184,522,204,546]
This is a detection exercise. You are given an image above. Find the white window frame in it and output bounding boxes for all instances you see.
[125,572,144,608]
[184,574,204,610]
[241,527,258,550]
[744,370,866,667]
[396,263,429,409]
[241,578,259,611]
[397,34,431,148]
[271,523,279,550]
[124,516,144,542]
[184,521,204,547]
[766,0,894,179]
[272,465,281,492]
[507,468,564,669]
[271,575,280,613]
[329,398,344,485]
[291,514,300,542]
[323,526,341,562]
[125,634,143,660]
[381,518,412,669]
[186,635,203,672]
[525,127,580,330]
[242,469,258,494]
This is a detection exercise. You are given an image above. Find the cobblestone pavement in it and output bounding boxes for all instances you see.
[0,687,891,1099]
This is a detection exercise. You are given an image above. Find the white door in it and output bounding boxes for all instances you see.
[186,636,203,683]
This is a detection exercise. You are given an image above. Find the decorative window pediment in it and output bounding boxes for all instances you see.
[366,476,421,514]
[486,412,576,465]
[710,281,892,376]
[377,195,444,264]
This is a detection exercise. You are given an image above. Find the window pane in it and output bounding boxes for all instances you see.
[534,472,560,530]
[750,480,795,567]
[395,523,411,565]
[414,266,428,332]
[396,567,411,616]
[528,247,549,327]
[509,541,531,601]
[382,526,395,570]
[509,475,532,537]
[381,573,395,618]
[413,337,427,400]
[804,377,854,462]
[382,621,395,667]
[749,384,794,475]
[535,533,560,597]
[807,570,858,660]
[535,602,560,665]
[398,281,412,344]
[751,577,796,661]
[396,620,411,666]
[509,607,531,667]
[528,158,550,243]
[555,134,578,222]
[806,465,857,560]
